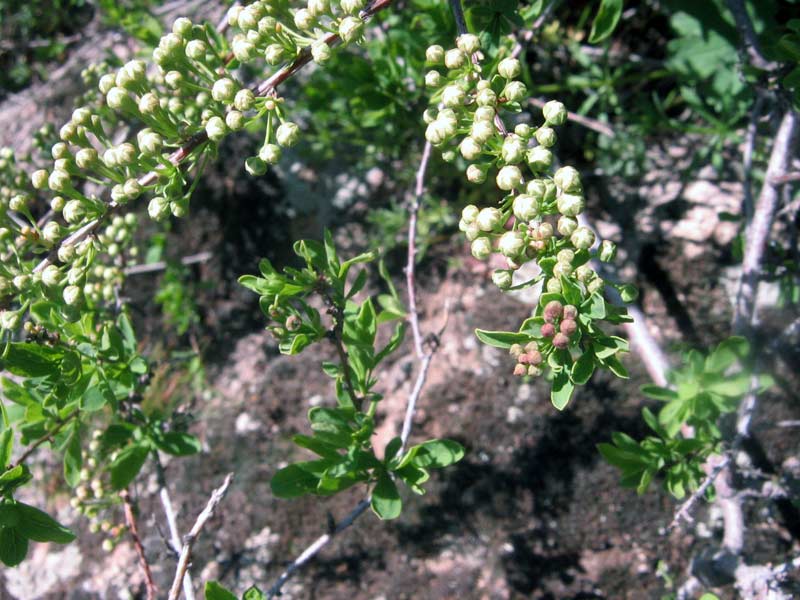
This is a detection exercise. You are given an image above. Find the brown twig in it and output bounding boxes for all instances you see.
[167,473,234,600]
[120,490,158,600]
[123,250,212,276]
[10,409,79,469]
[725,0,779,72]
[529,97,615,138]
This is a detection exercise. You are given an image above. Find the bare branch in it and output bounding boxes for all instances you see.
[406,141,433,359]
[123,251,212,276]
[528,97,616,139]
[120,490,158,600]
[168,473,234,600]
[10,409,79,469]
[156,455,196,600]
[725,0,779,72]
[669,453,731,531]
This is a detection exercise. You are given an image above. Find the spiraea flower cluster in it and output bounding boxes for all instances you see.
[0,0,377,331]
[424,34,633,390]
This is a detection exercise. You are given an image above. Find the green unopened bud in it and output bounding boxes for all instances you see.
[48,169,71,192]
[470,120,495,144]
[138,92,160,115]
[41,264,61,287]
[426,44,445,64]
[535,126,557,148]
[42,221,62,244]
[574,264,594,282]
[599,240,617,263]
[557,216,578,237]
[205,116,227,142]
[498,231,525,258]
[148,196,170,221]
[9,194,26,211]
[526,146,552,171]
[312,41,332,63]
[492,270,513,290]
[570,226,596,250]
[51,196,66,212]
[63,285,82,306]
[264,43,284,65]
[72,108,92,127]
[212,78,237,104]
[477,207,503,231]
[172,16,192,37]
[424,70,442,88]
[456,33,481,54]
[106,87,133,111]
[245,156,267,176]
[59,122,79,143]
[471,237,492,260]
[618,283,638,302]
[226,110,245,131]
[75,148,98,169]
[466,163,488,184]
[459,137,482,161]
[498,57,521,80]
[234,89,255,111]
[496,165,523,191]
[98,73,116,95]
[461,205,479,224]
[276,122,300,147]
[444,48,466,70]
[543,100,567,125]
[512,194,538,222]
[442,85,465,108]
[233,38,256,62]
[587,277,605,294]
[554,166,582,194]
[339,16,363,44]
[503,81,527,102]
[258,143,281,164]
[123,179,142,199]
[185,40,208,60]
[32,169,49,189]
[556,192,584,217]
[501,135,526,164]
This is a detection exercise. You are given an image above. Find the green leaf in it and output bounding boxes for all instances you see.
[109,443,150,490]
[371,471,402,520]
[551,370,575,410]
[323,229,340,276]
[560,275,583,306]
[292,434,342,461]
[153,432,202,456]
[15,502,76,543]
[375,323,406,365]
[0,526,28,566]
[705,372,751,397]
[346,269,368,299]
[1,343,64,378]
[409,439,465,469]
[604,354,629,379]
[0,465,32,492]
[63,424,82,488]
[117,312,137,354]
[474,329,532,349]
[82,381,114,412]
[204,581,239,600]
[384,437,402,465]
[570,351,595,385]
[243,586,267,600]
[396,464,430,494]
[0,503,20,528]
[640,385,678,402]
[581,292,607,320]
[589,0,623,44]
[271,462,324,498]
[0,429,12,469]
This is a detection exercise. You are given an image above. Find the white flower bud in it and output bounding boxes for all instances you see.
[476,87,497,107]
[57,243,76,263]
[42,221,62,244]
[588,277,605,294]
[425,70,442,88]
[466,164,487,183]
[471,237,492,260]
[48,169,71,192]
[226,110,245,131]
[599,240,617,262]
[496,165,523,191]
[425,120,450,145]
[238,7,259,30]
[501,135,525,164]
[477,207,503,232]
[0,310,20,331]
[558,216,578,237]
[339,17,363,44]
[227,4,243,26]
[276,122,300,147]
[59,122,79,143]
[426,45,444,64]
[212,78,237,103]
[308,0,329,17]
[98,73,116,95]
[498,231,525,258]
[106,87,132,111]
[557,248,575,264]
[312,41,332,63]
[553,261,573,278]
[470,120,495,144]
[138,92,160,115]
[123,179,142,199]
[9,194,26,212]
[63,285,82,306]
[515,123,532,138]
[543,100,567,125]
[75,148,98,169]
[117,143,136,165]
[503,81,527,102]
[31,169,49,190]
[51,196,66,212]
[172,17,192,37]
[456,34,481,54]
[526,146,552,171]
[265,44,284,65]
[52,142,70,160]
[232,38,256,62]
[245,156,267,176]
[512,194,538,222]
[258,143,281,164]
[554,166,582,194]
[294,8,315,30]
[165,70,183,89]
[474,106,495,122]
[570,226,596,250]
[459,137,482,161]
[340,0,365,14]
[205,116,227,142]
[185,40,208,61]
[444,48,466,70]
[148,196,170,221]
[42,264,61,287]
[498,57,521,79]
[492,270,513,290]
[556,192,584,217]
[138,131,163,156]
[234,89,255,111]
[461,205,479,224]
[574,264,594,282]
